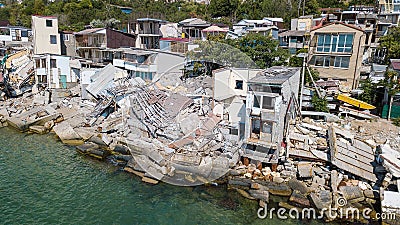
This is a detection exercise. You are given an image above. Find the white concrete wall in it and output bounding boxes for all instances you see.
[213,68,261,101]
[226,96,246,125]
[154,52,184,82]
[0,34,12,42]
[32,16,61,55]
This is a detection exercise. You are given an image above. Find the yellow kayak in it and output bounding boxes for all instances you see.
[336,94,376,110]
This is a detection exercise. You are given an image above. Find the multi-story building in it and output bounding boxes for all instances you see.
[60,31,75,57]
[33,54,77,89]
[74,28,136,63]
[111,48,157,81]
[279,30,310,54]
[308,22,366,89]
[133,18,164,49]
[178,18,211,40]
[243,67,301,164]
[0,26,32,49]
[228,19,280,39]
[379,0,400,14]
[32,15,61,55]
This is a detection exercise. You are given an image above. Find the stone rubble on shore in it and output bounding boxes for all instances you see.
[1,75,400,224]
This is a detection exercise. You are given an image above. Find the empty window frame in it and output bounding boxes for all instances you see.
[50,59,56,68]
[262,121,273,134]
[50,35,57,44]
[253,95,261,108]
[262,96,275,110]
[46,19,53,27]
[235,80,243,90]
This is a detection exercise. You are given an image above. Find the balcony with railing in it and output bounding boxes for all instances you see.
[76,35,107,48]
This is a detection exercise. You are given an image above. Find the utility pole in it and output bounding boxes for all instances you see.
[297,53,308,109]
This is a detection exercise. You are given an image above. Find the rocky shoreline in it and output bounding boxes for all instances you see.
[0,96,396,223]
[1,81,400,224]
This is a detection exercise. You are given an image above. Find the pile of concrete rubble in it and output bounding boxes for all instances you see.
[227,116,400,223]
[1,74,400,223]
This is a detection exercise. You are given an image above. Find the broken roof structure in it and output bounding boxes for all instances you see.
[249,66,301,85]
[86,64,128,99]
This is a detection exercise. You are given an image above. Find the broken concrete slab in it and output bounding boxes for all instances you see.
[256,181,292,196]
[124,167,145,178]
[113,144,131,155]
[88,135,108,147]
[289,190,311,207]
[73,127,95,141]
[29,125,47,134]
[7,107,62,131]
[338,186,364,200]
[310,190,332,210]
[53,121,83,145]
[142,176,159,184]
[297,162,313,178]
[248,189,269,203]
[179,113,200,135]
[301,122,323,131]
[288,179,309,194]
[76,142,99,154]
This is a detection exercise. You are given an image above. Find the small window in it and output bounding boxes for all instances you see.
[253,95,261,108]
[229,128,239,135]
[50,35,57,44]
[63,34,69,41]
[270,86,281,94]
[21,30,28,37]
[46,20,53,27]
[50,59,56,68]
[262,96,275,110]
[235,80,243,90]
[137,55,146,63]
[35,59,40,68]
[262,121,273,134]
[38,75,47,84]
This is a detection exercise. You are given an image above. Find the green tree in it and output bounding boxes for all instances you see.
[33,0,45,15]
[206,33,226,42]
[187,40,257,69]
[358,78,377,105]
[304,0,320,16]
[311,94,329,112]
[232,33,290,68]
[0,7,10,21]
[381,70,400,119]
[289,49,319,85]
[208,0,239,18]
[379,27,400,64]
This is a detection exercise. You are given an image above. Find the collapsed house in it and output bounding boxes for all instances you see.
[243,67,301,164]
[122,76,241,185]
[85,64,129,119]
[0,49,35,97]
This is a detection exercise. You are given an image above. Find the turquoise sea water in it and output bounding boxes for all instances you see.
[0,127,328,225]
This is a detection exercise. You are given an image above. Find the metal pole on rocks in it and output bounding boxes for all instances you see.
[297,53,308,109]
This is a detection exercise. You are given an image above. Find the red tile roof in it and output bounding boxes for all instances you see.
[390,59,400,70]
[311,21,365,33]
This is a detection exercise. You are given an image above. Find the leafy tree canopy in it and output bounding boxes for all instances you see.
[379,27,400,64]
